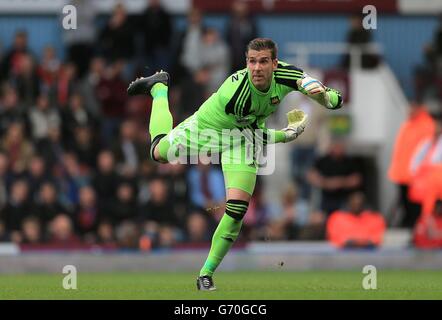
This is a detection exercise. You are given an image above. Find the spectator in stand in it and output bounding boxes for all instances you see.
[185,209,213,243]
[225,1,258,73]
[327,191,386,248]
[115,220,140,249]
[11,53,40,107]
[20,216,43,244]
[164,163,189,226]
[61,93,98,147]
[187,162,225,217]
[289,96,328,200]
[200,28,230,97]
[62,0,97,79]
[414,15,442,103]
[55,62,77,109]
[37,45,61,97]
[266,183,311,240]
[98,3,135,64]
[25,154,50,199]
[28,94,61,143]
[36,125,65,171]
[96,220,117,246]
[0,153,11,211]
[388,101,435,228]
[0,222,7,241]
[140,0,173,72]
[341,15,380,69]
[73,185,100,242]
[110,182,138,226]
[112,119,146,178]
[173,7,206,119]
[137,159,158,208]
[413,200,442,249]
[96,60,128,144]
[0,30,33,81]
[138,175,180,230]
[0,179,31,243]
[69,125,101,170]
[56,152,90,210]
[307,139,363,216]
[92,150,121,216]
[0,85,27,136]
[47,213,81,245]
[0,122,34,175]
[77,56,105,118]
[408,113,442,228]
[32,181,67,230]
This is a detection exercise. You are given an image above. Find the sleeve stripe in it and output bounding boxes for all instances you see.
[235,81,250,115]
[274,74,303,81]
[239,90,251,116]
[275,76,299,90]
[225,74,248,115]
[277,63,303,73]
[275,68,303,75]
[274,70,304,78]
[241,93,252,116]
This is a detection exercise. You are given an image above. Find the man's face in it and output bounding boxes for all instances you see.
[246,49,278,91]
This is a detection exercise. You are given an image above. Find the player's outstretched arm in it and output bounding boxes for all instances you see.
[257,109,308,144]
[280,109,308,142]
[296,75,343,110]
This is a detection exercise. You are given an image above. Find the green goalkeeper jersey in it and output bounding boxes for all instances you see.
[195,61,342,143]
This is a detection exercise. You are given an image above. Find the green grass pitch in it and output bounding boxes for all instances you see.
[0,270,441,300]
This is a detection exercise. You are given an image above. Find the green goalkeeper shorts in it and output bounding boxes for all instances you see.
[155,114,259,194]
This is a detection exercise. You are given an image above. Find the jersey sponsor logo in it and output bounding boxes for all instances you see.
[270,96,280,105]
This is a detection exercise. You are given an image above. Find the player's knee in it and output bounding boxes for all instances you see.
[225,199,249,221]
[150,134,168,163]
[152,145,167,163]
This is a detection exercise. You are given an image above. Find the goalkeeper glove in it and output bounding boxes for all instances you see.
[297,76,342,109]
[297,75,326,96]
[281,109,308,143]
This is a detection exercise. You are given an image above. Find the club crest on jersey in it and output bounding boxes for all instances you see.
[270,96,280,105]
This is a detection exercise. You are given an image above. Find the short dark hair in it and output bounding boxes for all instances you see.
[246,38,278,59]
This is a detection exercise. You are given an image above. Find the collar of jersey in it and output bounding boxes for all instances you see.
[247,71,274,96]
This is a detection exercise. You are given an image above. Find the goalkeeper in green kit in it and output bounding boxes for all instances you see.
[127,38,342,291]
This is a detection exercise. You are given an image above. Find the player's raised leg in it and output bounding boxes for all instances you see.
[197,171,257,291]
[127,71,172,162]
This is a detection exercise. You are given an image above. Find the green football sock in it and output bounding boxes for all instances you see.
[199,212,244,277]
[149,83,173,140]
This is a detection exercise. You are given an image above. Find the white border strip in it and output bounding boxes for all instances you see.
[399,0,442,14]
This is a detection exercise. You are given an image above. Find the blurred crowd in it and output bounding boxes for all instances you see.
[414,15,442,107]
[0,1,262,250]
[0,0,407,251]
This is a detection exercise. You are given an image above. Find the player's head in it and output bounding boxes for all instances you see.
[246,38,278,91]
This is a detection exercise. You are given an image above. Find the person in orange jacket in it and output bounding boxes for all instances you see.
[388,101,435,228]
[408,113,442,202]
[326,191,386,248]
[409,114,442,237]
[413,200,442,249]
